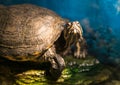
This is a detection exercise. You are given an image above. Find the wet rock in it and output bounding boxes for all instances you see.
[0,56,119,85]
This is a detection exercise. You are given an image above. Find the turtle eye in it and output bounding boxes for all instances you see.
[68,22,71,25]
[66,22,72,29]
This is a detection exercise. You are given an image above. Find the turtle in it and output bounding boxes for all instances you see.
[0,4,85,80]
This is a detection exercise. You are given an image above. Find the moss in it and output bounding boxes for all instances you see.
[0,56,119,85]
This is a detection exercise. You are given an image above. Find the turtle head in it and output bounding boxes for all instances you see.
[64,21,83,48]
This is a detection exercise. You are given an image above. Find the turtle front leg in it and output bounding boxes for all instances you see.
[44,46,65,80]
[74,40,87,58]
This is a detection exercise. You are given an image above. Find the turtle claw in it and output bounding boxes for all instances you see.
[74,49,87,59]
[53,55,65,70]
[45,55,65,80]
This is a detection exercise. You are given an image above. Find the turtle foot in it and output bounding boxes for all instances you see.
[45,55,65,80]
[74,50,87,59]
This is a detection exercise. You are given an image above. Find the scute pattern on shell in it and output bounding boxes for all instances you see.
[0,4,66,61]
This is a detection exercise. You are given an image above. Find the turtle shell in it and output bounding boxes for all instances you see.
[0,4,66,61]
